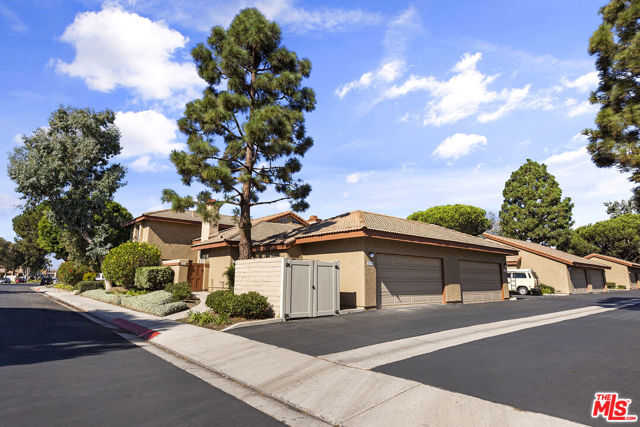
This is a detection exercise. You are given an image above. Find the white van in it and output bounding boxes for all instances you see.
[507,269,540,295]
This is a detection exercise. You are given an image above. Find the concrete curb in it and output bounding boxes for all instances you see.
[221,317,284,332]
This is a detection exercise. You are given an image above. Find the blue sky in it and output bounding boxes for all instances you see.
[0,0,631,243]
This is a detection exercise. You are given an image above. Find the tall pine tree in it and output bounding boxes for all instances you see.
[585,1,640,200]
[499,159,574,248]
[163,8,315,259]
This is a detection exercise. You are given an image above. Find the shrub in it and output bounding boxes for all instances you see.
[606,282,617,289]
[616,285,627,289]
[57,261,90,286]
[54,283,75,291]
[134,266,174,290]
[206,290,238,316]
[165,282,192,301]
[235,291,273,319]
[120,290,187,316]
[76,280,104,293]
[102,242,161,289]
[224,264,235,291]
[82,289,122,305]
[83,272,97,281]
[540,284,555,294]
[186,310,231,327]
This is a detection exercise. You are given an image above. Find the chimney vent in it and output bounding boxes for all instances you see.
[308,215,320,224]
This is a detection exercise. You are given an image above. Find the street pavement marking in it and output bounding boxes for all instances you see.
[320,299,640,370]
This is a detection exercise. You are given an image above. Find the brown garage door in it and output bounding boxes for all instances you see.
[589,269,605,292]
[377,254,443,307]
[569,267,588,293]
[630,270,639,289]
[459,261,503,303]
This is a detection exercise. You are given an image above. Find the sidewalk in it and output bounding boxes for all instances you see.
[33,286,579,426]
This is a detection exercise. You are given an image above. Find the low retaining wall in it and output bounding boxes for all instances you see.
[234,258,284,318]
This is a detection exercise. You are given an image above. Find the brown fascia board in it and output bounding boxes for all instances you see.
[483,234,609,269]
[585,253,639,268]
[123,215,200,227]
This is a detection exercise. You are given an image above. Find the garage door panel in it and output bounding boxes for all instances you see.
[378,254,443,307]
[569,268,588,293]
[589,269,605,291]
[459,260,502,303]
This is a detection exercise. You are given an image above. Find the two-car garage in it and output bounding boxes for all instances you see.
[377,254,504,307]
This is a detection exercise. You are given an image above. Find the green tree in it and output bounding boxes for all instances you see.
[0,238,25,273]
[604,198,639,218]
[573,214,640,261]
[407,204,491,236]
[162,8,315,259]
[585,1,640,199]
[499,159,574,247]
[8,106,126,264]
[12,206,48,273]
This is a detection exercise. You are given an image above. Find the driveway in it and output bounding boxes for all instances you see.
[230,290,640,425]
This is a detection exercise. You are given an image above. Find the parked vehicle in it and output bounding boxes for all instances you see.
[39,276,54,285]
[15,277,27,284]
[507,269,541,295]
[0,277,11,284]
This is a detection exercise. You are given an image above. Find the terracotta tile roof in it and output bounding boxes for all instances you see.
[252,211,308,226]
[257,211,517,253]
[506,255,520,266]
[195,221,301,246]
[483,234,609,269]
[585,253,640,268]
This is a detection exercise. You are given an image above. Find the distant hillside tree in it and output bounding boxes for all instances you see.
[604,198,639,218]
[572,214,640,262]
[585,1,640,200]
[499,159,574,248]
[162,8,315,260]
[12,206,48,273]
[408,204,491,236]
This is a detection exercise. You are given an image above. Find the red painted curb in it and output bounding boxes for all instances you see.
[112,318,160,340]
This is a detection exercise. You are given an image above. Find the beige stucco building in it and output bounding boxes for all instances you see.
[125,209,236,261]
[483,234,609,294]
[195,211,517,308]
[584,253,640,289]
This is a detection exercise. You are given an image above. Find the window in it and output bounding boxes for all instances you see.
[514,272,527,279]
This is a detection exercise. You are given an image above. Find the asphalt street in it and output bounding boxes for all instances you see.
[231,290,640,355]
[231,290,640,425]
[0,284,281,427]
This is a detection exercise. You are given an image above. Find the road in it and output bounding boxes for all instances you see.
[0,284,281,427]
[232,291,640,425]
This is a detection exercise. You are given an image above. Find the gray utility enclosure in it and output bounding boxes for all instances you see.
[283,259,340,319]
[233,257,340,319]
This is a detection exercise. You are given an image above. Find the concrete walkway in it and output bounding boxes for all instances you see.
[32,286,580,426]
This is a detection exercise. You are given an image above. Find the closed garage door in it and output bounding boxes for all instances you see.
[589,269,605,292]
[569,267,588,293]
[459,261,503,303]
[630,270,639,289]
[377,254,443,307]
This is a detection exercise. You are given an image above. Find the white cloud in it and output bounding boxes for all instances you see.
[55,6,205,102]
[565,98,598,118]
[129,155,170,173]
[335,7,420,98]
[115,110,185,158]
[544,147,588,165]
[572,133,588,144]
[129,0,382,34]
[0,193,20,213]
[433,133,487,163]
[346,172,371,184]
[562,71,598,92]
[478,85,531,123]
[12,134,22,144]
[0,5,27,33]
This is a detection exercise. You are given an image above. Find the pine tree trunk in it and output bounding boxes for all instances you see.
[238,195,252,259]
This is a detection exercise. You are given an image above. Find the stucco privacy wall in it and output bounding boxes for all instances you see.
[365,238,508,305]
[517,250,571,293]
[234,258,284,318]
[162,259,189,283]
[205,246,238,291]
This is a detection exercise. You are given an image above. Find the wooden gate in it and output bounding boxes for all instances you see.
[187,262,204,292]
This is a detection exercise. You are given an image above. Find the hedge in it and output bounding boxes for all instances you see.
[83,272,97,281]
[165,282,192,301]
[134,266,174,290]
[205,290,272,319]
[57,261,90,286]
[75,280,104,293]
[82,289,187,317]
[540,284,555,294]
[102,242,161,289]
